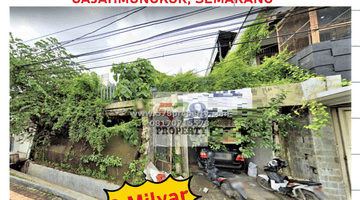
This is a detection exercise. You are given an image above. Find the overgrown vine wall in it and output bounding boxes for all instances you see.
[9,33,143,184]
[154,12,331,158]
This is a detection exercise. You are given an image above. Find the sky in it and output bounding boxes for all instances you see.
[10,6,260,83]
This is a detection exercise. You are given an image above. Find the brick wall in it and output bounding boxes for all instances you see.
[311,109,347,199]
[281,114,319,182]
[280,108,347,199]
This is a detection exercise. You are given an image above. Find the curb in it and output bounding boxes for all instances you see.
[10,176,76,200]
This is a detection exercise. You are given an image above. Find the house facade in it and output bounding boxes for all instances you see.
[205,6,352,200]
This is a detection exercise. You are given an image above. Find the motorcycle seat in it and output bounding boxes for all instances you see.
[289,179,322,186]
[217,170,235,178]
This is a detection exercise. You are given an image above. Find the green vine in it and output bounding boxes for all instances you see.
[123,158,148,185]
[206,90,302,158]
[153,11,334,159]
[9,34,147,183]
[295,100,331,136]
[341,79,351,86]
[111,58,156,107]
[155,11,319,93]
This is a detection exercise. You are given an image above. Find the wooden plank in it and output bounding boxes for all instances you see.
[279,21,310,48]
[276,26,282,52]
[318,21,351,32]
[309,9,320,44]
[277,7,297,32]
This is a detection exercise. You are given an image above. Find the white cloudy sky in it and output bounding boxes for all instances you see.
[10,6,260,82]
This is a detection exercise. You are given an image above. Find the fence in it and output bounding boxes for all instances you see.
[99,83,116,101]
[98,83,155,102]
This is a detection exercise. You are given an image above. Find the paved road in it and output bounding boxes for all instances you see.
[10,181,63,200]
[10,191,33,200]
[189,165,292,200]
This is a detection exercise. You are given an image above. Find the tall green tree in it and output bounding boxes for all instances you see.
[111,58,157,101]
[10,33,84,142]
[9,33,141,153]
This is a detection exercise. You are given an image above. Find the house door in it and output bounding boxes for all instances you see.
[331,107,351,199]
[338,107,351,177]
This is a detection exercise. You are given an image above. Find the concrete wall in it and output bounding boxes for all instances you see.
[27,162,120,200]
[247,138,274,171]
[287,38,351,81]
[280,114,320,182]
[280,109,347,200]
[311,109,347,199]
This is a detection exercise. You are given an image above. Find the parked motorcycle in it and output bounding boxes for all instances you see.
[202,150,248,200]
[256,158,326,200]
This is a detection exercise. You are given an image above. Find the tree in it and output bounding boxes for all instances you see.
[111,58,157,101]
[10,33,84,143]
[9,33,138,152]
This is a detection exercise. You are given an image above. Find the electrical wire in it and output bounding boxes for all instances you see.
[30,21,350,77]
[79,6,326,67]
[60,6,312,49]
[60,7,220,47]
[36,6,325,69]
[30,7,326,72]
[22,5,330,77]
[39,7,147,54]
[23,7,144,43]
[18,7,277,69]
[77,23,243,65]
[71,7,270,57]
[59,7,267,48]
[206,6,253,74]
[61,7,146,47]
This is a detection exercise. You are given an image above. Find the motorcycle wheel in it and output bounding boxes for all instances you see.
[233,191,246,200]
[297,190,320,200]
[256,176,273,191]
[202,171,212,182]
[220,182,233,196]
[197,160,204,170]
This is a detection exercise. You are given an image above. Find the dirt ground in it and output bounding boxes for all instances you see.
[189,165,292,200]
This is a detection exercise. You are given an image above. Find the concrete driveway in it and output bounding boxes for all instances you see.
[189,165,292,200]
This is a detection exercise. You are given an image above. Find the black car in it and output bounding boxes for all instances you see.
[197,147,245,172]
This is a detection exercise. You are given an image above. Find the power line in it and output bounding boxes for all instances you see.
[59,7,266,48]
[31,21,350,76]
[39,7,147,54]
[25,6,316,71]
[70,7,269,57]
[206,6,253,75]
[60,7,219,48]
[63,7,146,47]
[22,6,324,76]
[40,6,326,70]
[60,6,313,50]
[77,23,242,65]
[84,5,253,69]
[23,7,144,43]
[18,7,276,69]
[48,7,326,69]
[29,26,241,74]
